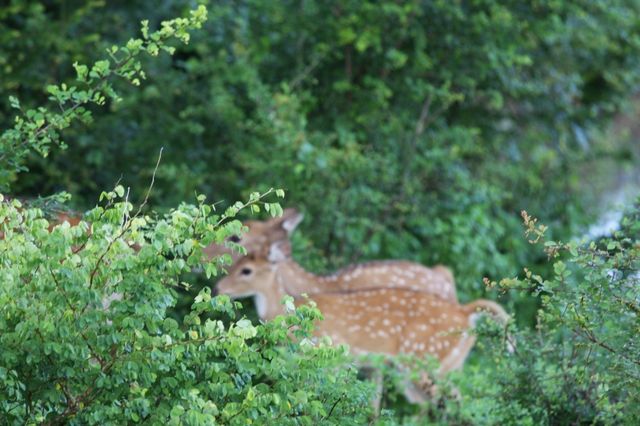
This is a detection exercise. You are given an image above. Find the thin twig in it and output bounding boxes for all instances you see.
[212,188,276,229]
[323,393,345,420]
[573,327,640,367]
[414,95,433,137]
[0,54,137,164]
[134,147,163,218]
[49,268,106,366]
[290,54,325,89]
[123,186,131,229]
[87,148,163,292]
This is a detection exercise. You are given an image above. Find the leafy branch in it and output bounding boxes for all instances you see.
[0,6,208,190]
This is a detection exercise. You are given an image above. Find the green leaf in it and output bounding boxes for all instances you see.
[9,96,20,110]
[170,405,185,419]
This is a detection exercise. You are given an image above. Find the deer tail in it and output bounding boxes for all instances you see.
[464,299,514,353]
[464,299,509,326]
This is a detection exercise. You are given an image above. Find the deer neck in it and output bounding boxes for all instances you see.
[255,287,287,321]
[253,260,315,321]
[273,259,324,296]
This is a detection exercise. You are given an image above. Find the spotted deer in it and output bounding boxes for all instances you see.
[211,209,459,303]
[203,208,305,263]
[216,242,510,402]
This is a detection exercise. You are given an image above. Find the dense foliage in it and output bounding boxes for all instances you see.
[0,8,374,424]
[453,207,640,424]
[0,193,374,425]
[4,1,640,294]
[1,1,639,424]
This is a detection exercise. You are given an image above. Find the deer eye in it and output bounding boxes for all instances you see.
[229,235,241,243]
[240,267,252,276]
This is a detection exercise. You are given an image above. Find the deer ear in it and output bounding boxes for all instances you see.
[280,208,304,235]
[267,241,291,262]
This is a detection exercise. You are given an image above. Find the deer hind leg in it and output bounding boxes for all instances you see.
[400,369,436,404]
[405,333,476,403]
[370,367,384,415]
[365,359,435,408]
[388,360,431,404]
[402,372,464,407]
[402,380,429,404]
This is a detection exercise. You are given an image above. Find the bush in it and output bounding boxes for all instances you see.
[0,8,373,424]
[0,193,373,425]
[460,207,640,425]
[4,1,640,298]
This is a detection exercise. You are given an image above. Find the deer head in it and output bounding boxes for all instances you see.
[203,208,303,263]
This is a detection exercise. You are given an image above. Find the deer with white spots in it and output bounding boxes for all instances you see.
[211,209,459,303]
[203,208,306,264]
[216,241,510,403]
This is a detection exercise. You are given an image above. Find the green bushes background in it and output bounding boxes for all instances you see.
[1,0,640,424]
[5,0,639,286]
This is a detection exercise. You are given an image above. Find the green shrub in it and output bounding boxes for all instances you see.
[459,207,640,425]
[0,192,376,425]
[0,8,373,424]
[4,1,640,300]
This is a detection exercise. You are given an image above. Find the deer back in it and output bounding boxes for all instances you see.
[321,260,457,302]
[306,289,497,372]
